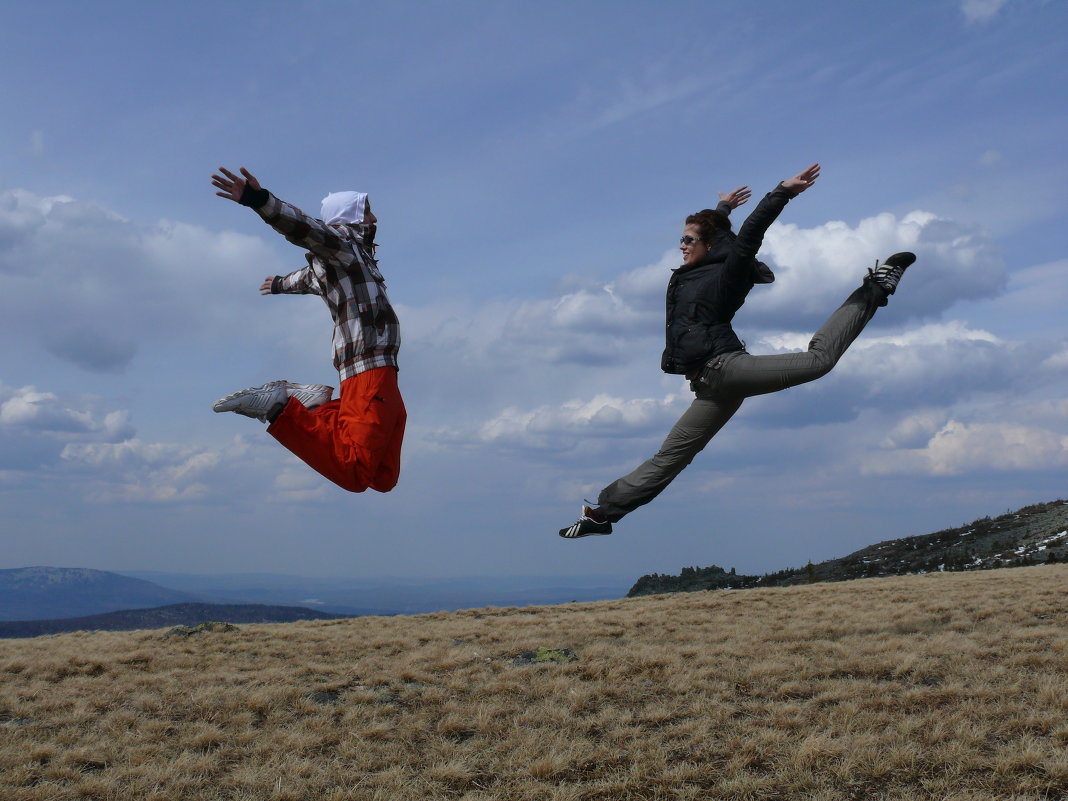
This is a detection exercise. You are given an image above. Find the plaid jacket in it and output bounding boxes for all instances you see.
[256,193,400,381]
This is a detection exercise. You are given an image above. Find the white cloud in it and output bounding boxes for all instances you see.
[439,392,689,453]
[271,468,330,503]
[882,410,952,449]
[1043,347,1068,370]
[0,378,271,504]
[961,0,1011,23]
[864,419,1068,476]
[688,319,1052,430]
[0,384,134,440]
[0,188,285,373]
[60,435,251,504]
[754,211,1005,325]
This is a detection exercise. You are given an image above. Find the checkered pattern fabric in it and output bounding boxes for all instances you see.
[256,193,400,381]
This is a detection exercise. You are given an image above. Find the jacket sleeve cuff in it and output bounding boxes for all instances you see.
[271,276,283,294]
[238,185,271,208]
[774,182,799,199]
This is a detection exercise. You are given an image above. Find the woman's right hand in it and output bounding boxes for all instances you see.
[782,163,821,195]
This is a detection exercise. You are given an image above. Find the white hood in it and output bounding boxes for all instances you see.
[320,191,368,225]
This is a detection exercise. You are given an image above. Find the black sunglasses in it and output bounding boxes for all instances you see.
[679,235,704,246]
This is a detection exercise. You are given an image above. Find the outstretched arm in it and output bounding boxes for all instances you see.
[212,166,268,207]
[781,163,820,197]
[734,163,820,259]
[210,165,368,272]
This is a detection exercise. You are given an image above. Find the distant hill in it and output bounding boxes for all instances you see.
[0,567,205,621]
[0,602,351,639]
[629,499,1068,597]
[117,571,633,615]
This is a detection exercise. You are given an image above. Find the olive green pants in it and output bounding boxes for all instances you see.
[596,282,884,523]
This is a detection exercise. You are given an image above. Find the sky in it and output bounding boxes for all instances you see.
[1,0,1066,582]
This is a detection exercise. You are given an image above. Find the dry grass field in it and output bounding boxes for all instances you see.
[3,565,1067,801]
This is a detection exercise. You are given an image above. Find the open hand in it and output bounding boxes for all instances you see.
[259,276,275,295]
[782,163,820,196]
[211,166,262,203]
[718,186,752,209]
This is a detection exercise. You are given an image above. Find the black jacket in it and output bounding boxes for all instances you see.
[661,184,794,375]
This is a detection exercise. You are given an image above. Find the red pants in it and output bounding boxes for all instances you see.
[268,367,406,493]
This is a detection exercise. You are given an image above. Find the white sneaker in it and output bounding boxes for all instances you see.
[283,381,333,409]
[281,380,331,407]
[212,381,289,422]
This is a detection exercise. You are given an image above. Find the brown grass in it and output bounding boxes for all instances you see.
[2,565,1067,800]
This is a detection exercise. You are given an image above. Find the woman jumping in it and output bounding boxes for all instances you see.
[560,163,915,538]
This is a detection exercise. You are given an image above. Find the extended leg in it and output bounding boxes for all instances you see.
[595,394,743,523]
[703,253,915,400]
[707,281,883,399]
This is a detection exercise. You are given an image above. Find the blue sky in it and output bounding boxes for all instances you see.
[1,0,1066,581]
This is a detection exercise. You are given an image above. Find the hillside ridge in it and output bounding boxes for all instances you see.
[629,498,1068,596]
[0,601,349,639]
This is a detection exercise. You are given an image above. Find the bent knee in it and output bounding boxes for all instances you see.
[804,351,837,380]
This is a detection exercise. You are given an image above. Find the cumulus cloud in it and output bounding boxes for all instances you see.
[674,319,1058,433]
[0,384,134,440]
[882,411,952,449]
[754,211,1005,326]
[60,435,251,504]
[436,392,689,453]
[0,188,285,374]
[863,419,1068,476]
[0,381,269,505]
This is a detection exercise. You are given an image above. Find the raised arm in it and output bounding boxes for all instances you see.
[781,163,820,196]
[733,163,820,262]
[211,166,368,272]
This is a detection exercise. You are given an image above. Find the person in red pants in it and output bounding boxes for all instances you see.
[210,166,405,493]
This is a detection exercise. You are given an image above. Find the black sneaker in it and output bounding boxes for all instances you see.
[867,251,916,295]
[559,506,613,539]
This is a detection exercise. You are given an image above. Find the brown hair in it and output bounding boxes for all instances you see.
[684,209,732,244]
